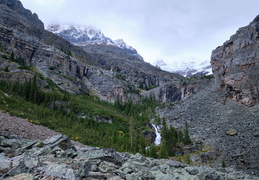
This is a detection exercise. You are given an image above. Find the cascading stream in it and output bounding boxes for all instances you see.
[151,123,161,145]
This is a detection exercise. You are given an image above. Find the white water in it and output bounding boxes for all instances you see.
[151,123,161,145]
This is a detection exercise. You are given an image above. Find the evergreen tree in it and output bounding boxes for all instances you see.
[29,75,37,102]
[138,135,146,155]
[178,130,183,143]
[222,160,226,168]
[114,96,122,110]
[183,122,192,145]
[129,117,134,151]
[24,79,31,100]
[149,145,157,158]
[161,118,167,137]
[9,52,15,61]
[159,139,169,158]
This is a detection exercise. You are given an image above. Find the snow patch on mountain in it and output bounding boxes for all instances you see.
[113,39,135,52]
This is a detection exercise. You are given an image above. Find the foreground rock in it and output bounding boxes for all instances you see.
[0,132,257,179]
[211,15,259,106]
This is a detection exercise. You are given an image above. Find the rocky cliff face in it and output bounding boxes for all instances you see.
[211,15,259,106]
[144,81,201,103]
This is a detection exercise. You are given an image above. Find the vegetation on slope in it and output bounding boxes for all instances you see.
[0,73,192,158]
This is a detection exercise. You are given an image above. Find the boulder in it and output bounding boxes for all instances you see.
[0,153,11,175]
[42,134,75,150]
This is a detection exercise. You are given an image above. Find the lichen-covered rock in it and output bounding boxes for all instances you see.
[226,129,237,136]
[43,164,76,180]
[211,15,259,106]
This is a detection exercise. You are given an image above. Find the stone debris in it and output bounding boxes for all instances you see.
[0,132,258,180]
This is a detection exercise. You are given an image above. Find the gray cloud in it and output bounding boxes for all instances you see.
[21,0,259,64]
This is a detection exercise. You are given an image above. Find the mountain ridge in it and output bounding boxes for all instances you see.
[47,23,139,56]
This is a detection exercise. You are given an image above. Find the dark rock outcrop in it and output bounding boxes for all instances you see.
[211,15,259,106]
[0,0,44,29]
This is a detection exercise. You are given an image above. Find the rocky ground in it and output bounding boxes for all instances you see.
[1,132,258,180]
[0,109,258,179]
[158,81,259,176]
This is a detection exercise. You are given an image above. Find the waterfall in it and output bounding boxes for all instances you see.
[151,123,161,145]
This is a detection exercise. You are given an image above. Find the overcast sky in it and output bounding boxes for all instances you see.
[20,0,259,66]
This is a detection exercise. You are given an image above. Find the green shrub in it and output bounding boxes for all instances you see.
[222,160,226,168]
[4,66,9,72]
[49,66,55,70]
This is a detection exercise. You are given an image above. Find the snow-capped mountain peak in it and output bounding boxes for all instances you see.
[154,59,212,77]
[46,23,138,55]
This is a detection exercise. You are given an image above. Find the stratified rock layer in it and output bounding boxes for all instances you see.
[211,15,259,106]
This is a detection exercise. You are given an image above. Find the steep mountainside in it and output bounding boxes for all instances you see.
[211,15,259,106]
[0,0,186,103]
[48,23,203,103]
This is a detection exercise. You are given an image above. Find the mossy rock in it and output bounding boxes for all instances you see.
[226,129,237,136]
[37,141,45,148]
